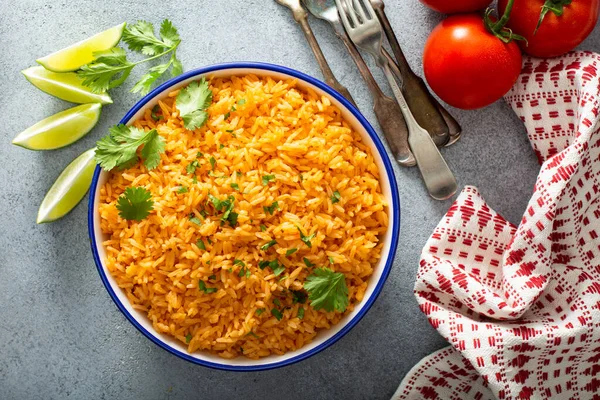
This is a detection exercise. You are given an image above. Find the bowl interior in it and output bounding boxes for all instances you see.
[89,64,400,370]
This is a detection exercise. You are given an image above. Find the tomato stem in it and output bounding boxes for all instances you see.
[493,0,515,31]
[483,0,527,44]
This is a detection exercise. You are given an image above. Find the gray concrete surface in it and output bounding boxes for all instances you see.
[0,1,598,399]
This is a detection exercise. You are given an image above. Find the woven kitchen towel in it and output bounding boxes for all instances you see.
[393,52,600,400]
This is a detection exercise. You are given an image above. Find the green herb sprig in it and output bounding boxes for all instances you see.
[78,20,183,95]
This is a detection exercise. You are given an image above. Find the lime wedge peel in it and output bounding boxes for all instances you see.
[13,104,102,150]
[22,66,112,105]
[37,148,97,224]
[36,23,126,73]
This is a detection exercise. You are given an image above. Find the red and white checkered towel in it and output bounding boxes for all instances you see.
[394,52,600,400]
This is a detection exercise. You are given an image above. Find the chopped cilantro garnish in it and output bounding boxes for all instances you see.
[186,160,200,174]
[228,212,238,227]
[291,290,307,304]
[233,259,245,267]
[296,226,316,248]
[198,280,217,294]
[297,307,305,319]
[256,308,265,316]
[271,308,283,321]
[329,256,334,264]
[207,237,212,245]
[224,112,231,120]
[209,156,216,170]
[303,257,314,268]
[236,172,243,177]
[258,260,270,270]
[260,224,267,232]
[199,209,208,218]
[238,99,246,105]
[226,129,233,133]
[246,331,259,338]
[331,191,341,204]
[196,152,203,158]
[177,186,188,194]
[273,298,281,307]
[260,240,277,251]
[196,239,206,250]
[189,215,202,225]
[299,173,303,182]
[185,333,192,343]
[263,201,279,215]
[208,274,216,280]
[192,176,198,184]
[262,174,276,186]
[286,248,298,256]
[230,183,240,191]
[219,144,224,149]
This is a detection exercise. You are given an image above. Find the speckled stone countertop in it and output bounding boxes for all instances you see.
[1,1,598,399]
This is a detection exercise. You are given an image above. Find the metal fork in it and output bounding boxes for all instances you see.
[336,0,457,200]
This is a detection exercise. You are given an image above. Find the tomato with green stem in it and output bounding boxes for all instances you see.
[423,0,524,110]
[498,0,599,58]
[419,0,492,14]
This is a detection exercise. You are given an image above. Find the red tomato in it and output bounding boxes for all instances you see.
[423,14,523,110]
[419,0,492,14]
[498,0,599,58]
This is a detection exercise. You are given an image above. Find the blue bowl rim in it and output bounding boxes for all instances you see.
[88,61,401,372]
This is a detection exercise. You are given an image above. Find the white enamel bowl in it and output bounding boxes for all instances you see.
[88,62,401,371]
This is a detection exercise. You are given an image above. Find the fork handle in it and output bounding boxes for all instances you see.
[295,12,356,106]
[330,22,414,166]
[381,63,457,200]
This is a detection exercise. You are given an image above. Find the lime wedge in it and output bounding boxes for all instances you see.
[13,104,102,150]
[22,66,112,104]
[37,148,97,224]
[37,23,125,72]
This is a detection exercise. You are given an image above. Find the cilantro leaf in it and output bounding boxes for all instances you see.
[131,61,171,95]
[296,226,316,248]
[260,240,277,251]
[198,280,217,294]
[233,259,245,267]
[209,156,216,170]
[123,20,171,55]
[116,187,154,221]
[159,19,181,47]
[260,224,267,232]
[297,307,305,319]
[304,268,348,313]
[256,308,265,316]
[271,308,283,321]
[263,201,279,215]
[230,183,240,191]
[95,124,165,171]
[291,290,307,304]
[186,160,200,174]
[185,333,192,343]
[262,175,275,186]
[176,79,213,130]
[303,257,314,268]
[331,191,341,204]
[196,239,206,250]
[177,186,188,194]
[77,48,133,93]
[286,248,298,256]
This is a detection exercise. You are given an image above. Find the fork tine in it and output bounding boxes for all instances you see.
[360,0,377,20]
[352,0,370,22]
[335,0,352,29]
[340,0,360,27]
